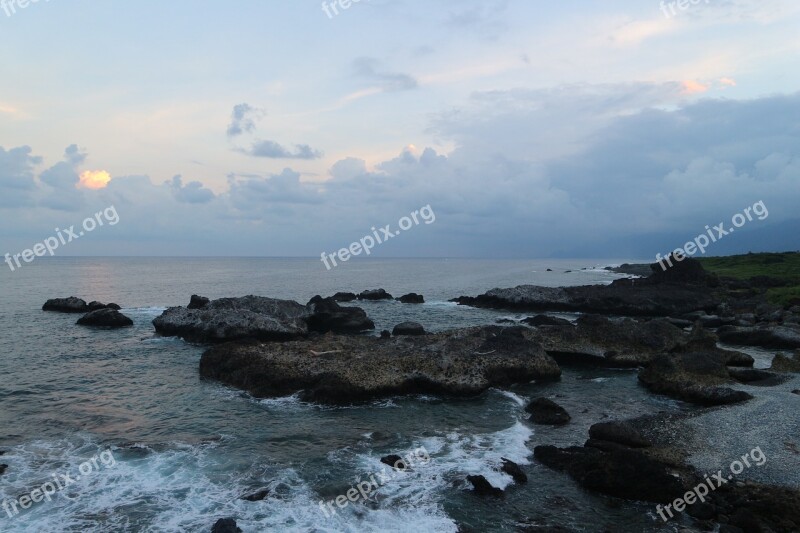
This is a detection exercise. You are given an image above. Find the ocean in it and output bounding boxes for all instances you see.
[1,257,782,532]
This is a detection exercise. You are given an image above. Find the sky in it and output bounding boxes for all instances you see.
[1,0,799,259]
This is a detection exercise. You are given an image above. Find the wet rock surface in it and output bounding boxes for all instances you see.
[638,352,754,406]
[526,398,571,426]
[77,308,134,328]
[200,326,561,404]
[154,296,311,343]
[42,297,90,313]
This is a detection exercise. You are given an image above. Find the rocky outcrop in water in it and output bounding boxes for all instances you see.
[467,475,503,497]
[397,293,425,304]
[521,316,753,368]
[526,398,570,426]
[77,308,134,328]
[43,297,90,313]
[718,324,800,349]
[43,297,120,313]
[638,352,754,406]
[153,295,375,343]
[771,350,800,373]
[154,296,310,343]
[306,296,375,333]
[534,444,688,504]
[211,518,242,533]
[358,289,393,301]
[453,258,721,317]
[392,321,426,336]
[200,326,561,404]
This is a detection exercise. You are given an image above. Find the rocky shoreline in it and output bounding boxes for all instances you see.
[39,256,800,531]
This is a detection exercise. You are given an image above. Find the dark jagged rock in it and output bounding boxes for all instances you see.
[306,296,375,333]
[533,445,688,504]
[392,321,425,336]
[466,475,503,497]
[707,481,800,533]
[526,398,570,426]
[241,488,270,501]
[522,315,573,327]
[501,458,527,483]
[332,292,357,302]
[211,518,242,533]
[42,297,89,313]
[397,293,425,304]
[792,390,800,395]
[77,308,134,328]
[727,368,789,386]
[770,351,800,373]
[380,330,391,339]
[718,325,800,349]
[87,301,109,311]
[153,296,310,343]
[0,464,7,475]
[521,316,752,368]
[381,455,408,470]
[200,326,561,404]
[106,303,121,310]
[188,295,210,309]
[358,289,394,301]
[588,421,651,448]
[453,258,720,317]
[638,353,754,406]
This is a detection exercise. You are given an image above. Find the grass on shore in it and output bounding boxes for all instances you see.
[698,252,800,306]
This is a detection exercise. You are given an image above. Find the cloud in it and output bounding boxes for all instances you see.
[78,170,112,190]
[238,140,323,160]
[226,103,263,137]
[168,175,216,204]
[0,145,41,207]
[352,57,418,92]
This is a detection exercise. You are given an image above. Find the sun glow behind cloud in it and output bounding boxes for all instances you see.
[78,170,112,190]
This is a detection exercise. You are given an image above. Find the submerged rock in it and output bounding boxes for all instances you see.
[381,455,408,470]
[241,488,270,501]
[534,445,688,504]
[77,308,134,328]
[0,464,7,476]
[199,326,561,404]
[522,315,573,327]
[526,398,571,426]
[501,458,527,483]
[211,518,242,533]
[467,475,503,497]
[392,321,425,336]
[42,297,89,313]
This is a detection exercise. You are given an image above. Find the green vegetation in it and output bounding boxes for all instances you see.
[698,252,800,306]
